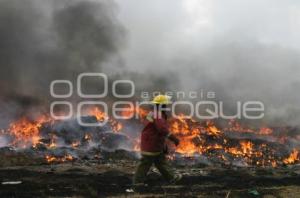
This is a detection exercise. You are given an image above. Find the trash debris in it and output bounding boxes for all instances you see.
[2,181,22,185]
[126,188,134,193]
[248,189,259,196]
[225,190,231,198]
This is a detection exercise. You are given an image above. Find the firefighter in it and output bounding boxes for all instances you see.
[133,94,182,185]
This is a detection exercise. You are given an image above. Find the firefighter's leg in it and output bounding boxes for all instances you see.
[154,154,175,182]
[133,155,153,184]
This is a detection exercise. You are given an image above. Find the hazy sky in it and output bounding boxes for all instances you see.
[114,0,300,71]
[112,0,300,126]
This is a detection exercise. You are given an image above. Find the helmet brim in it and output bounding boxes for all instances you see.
[151,101,172,104]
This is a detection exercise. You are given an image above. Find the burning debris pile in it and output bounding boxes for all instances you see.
[169,117,300,167]
[0,107,299,168]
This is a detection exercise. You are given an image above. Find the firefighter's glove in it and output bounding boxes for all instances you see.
[168,134,180,147]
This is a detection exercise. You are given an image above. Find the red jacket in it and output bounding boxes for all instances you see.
[140,112,170,153]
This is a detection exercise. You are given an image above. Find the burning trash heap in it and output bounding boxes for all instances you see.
[0,106,299,168]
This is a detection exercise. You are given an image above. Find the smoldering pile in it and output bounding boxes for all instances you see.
[0,115,140,166]
[169,117,300,167]
[0,109,299,169]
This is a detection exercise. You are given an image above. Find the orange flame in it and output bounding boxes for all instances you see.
[283,149,299,164]
[86,107,123,132]
[45,154,74,163]
[8,115,52,148]
[87,107,108,122]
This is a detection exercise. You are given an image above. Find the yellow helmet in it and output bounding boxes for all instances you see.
[151,94,172,104]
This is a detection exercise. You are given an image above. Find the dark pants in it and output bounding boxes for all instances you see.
[133,154,175,184]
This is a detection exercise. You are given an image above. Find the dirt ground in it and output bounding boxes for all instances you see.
[0,159,300,198]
